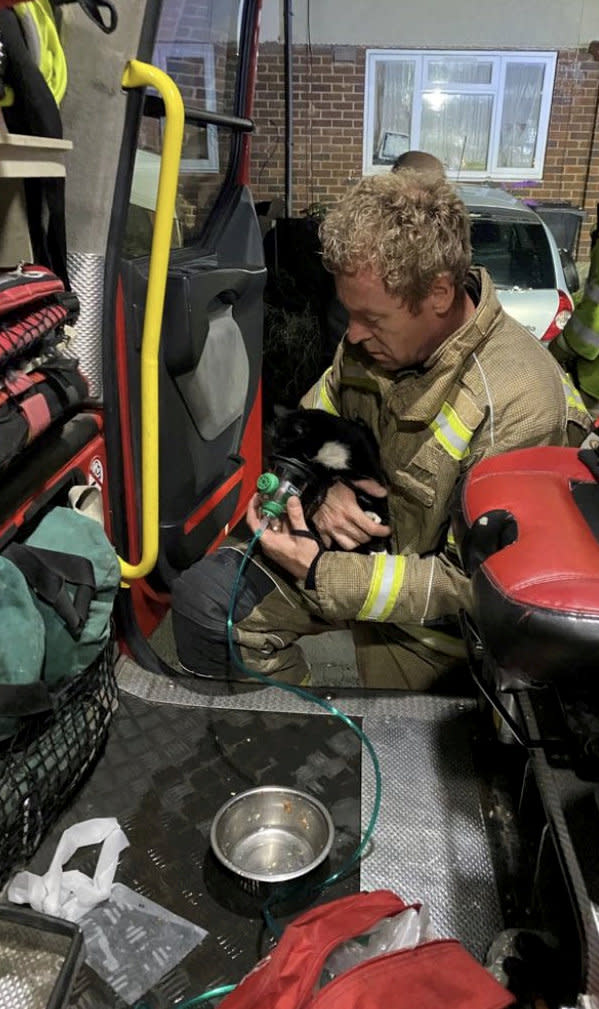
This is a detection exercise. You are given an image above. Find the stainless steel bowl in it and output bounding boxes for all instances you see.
[210,786,335,884]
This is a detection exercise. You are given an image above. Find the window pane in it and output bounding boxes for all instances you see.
[363,49,554,179]
[373,60,415,165]
[167,53,212,114]
[420,92,492,171]
[470,215,555,289]
[165,54,213,163]
[427,58,492,85]
[498,63,544,169]
[125,0,245,257]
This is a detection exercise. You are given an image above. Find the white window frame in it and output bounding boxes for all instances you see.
[363,49,557,182]
[154,42,219,174]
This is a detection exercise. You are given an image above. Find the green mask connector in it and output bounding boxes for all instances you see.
[257,471,286,520]
[257,472,280,495]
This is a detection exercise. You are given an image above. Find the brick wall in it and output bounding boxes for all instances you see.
[250,43,599,250]
[251,43,367,216]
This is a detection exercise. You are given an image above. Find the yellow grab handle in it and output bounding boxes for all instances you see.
[117,60,184,582]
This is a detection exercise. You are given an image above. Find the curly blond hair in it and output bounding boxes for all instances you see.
[319,172,471,310]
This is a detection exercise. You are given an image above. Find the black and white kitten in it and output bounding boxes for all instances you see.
[267,406,390,552]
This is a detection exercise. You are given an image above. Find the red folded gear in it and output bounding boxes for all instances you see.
[219,890,513,1009]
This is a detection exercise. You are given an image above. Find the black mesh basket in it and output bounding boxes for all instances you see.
[0,636,118,888]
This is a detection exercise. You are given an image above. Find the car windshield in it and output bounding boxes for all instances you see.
[468,208,556,290]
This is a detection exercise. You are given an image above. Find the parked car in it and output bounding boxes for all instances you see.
[457,184,579,342]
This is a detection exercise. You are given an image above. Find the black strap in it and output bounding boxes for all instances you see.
[571,481,599,544]
[40,358,87,407]
[289,529,325,590]
[578,447,599,482]
[4,543,96,640]
[0,679,53,717]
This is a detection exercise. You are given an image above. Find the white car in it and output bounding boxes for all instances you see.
[457,185,579,342]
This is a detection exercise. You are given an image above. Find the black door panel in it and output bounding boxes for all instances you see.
[120,188,265,587]
[104,0,264,658]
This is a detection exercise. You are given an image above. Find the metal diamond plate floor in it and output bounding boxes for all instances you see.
[23,692,362,1008]
[18,662,503,1007]
[117,660,502,951]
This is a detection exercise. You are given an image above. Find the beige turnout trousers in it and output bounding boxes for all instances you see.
[227,542,464,690]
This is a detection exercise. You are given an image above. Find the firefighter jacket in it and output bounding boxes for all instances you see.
[300,268,590,657]
[555,239,599,398]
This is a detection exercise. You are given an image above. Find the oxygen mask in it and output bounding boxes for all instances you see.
[256,455,313,531]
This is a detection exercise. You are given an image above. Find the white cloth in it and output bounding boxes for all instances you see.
[7,818,129,922]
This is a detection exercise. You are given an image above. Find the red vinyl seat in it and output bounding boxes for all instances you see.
[454,446,599,687]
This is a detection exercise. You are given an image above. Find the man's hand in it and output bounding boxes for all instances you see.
[246,492,320,580]
[311,478,391,550]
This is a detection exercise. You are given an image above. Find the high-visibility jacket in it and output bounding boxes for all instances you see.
[559,239,599,398]
[301,268,590,657]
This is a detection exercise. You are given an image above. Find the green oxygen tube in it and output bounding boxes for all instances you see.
[167,470,383,1009]
[225,507,383,920]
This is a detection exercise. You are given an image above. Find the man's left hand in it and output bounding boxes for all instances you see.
[246,493,320,580]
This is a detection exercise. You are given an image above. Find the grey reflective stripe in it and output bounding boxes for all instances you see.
[357,554,405,621]
[568,313,599,352]
[429,402,474,461]
[313,367,340,415]
[585,279,599,305]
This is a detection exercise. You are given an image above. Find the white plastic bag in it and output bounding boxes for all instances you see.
[321,902,434,981]
[7,818,208,1004]
[7,817,128,921]
[80,882,207,1004]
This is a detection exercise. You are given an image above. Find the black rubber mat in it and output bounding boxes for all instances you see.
[25,691,362,1008]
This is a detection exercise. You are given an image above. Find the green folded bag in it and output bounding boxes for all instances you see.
[24,508,121,683]
[0,507,121,736]
[0,556,45,740]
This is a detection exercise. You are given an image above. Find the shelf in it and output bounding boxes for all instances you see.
[0,132,73,178]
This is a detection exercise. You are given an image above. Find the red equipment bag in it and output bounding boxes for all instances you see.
[0,264,79,370]
[0,264,64,312]
[220,891,513,1009]
[0,358,88,470]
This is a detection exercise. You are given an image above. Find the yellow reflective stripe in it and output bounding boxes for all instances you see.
[429,402,474,461]
[446,527,456,548]
[561,372,587,413]
[315,367,340,415]
[357,554,405,621]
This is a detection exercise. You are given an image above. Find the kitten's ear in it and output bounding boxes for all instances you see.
[291,410,311,437]
[273,404,292,419]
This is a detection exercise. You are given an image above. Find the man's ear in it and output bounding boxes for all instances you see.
[430,273,455,315]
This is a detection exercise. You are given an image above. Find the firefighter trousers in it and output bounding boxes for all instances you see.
[172,539,467,691]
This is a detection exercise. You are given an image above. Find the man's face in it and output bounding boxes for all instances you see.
[336,269,444,371]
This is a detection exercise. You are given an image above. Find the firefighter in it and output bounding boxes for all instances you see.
[173,172,590,690]
[551,207,599,408]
